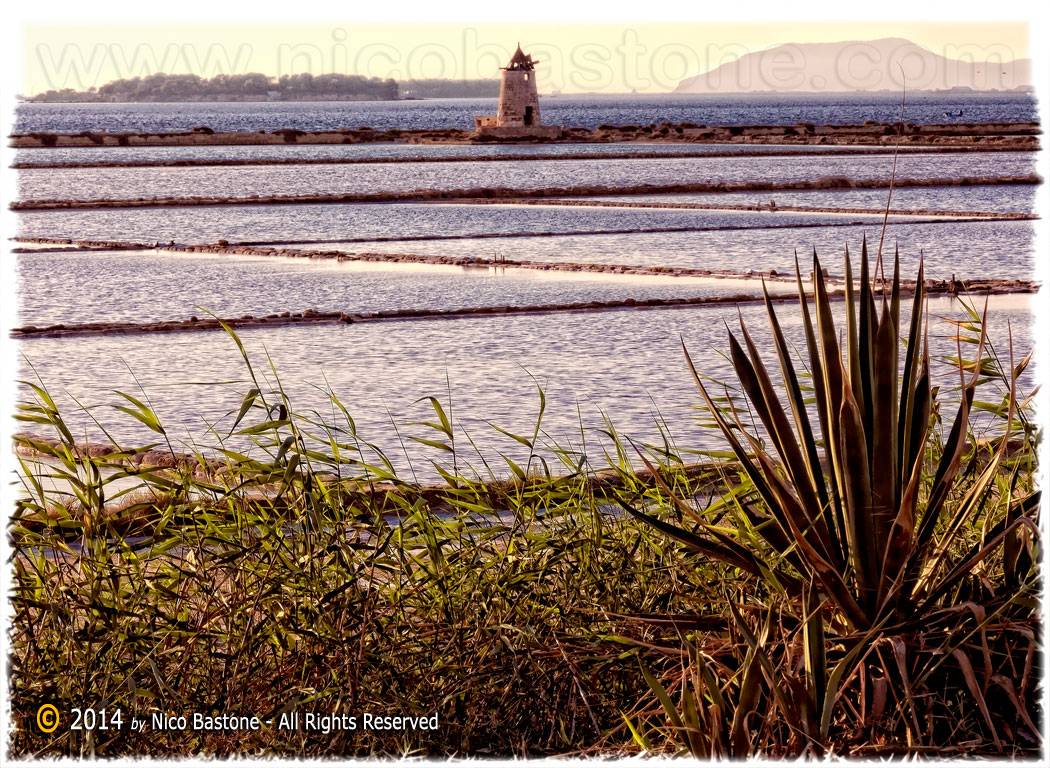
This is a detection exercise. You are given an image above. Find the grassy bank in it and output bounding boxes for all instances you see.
[9,248,1040,757]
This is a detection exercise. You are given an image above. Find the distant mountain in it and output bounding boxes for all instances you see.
[675,38,1031,94]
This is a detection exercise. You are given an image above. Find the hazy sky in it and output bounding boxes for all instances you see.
[22,22,1030,95]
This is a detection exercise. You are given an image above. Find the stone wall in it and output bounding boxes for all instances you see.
[496,70,541,127]
[474,125,562,140]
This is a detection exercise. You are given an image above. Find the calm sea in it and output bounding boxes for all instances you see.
[14,92,1038,134]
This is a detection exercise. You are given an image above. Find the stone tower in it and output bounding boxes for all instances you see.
[475,44,561,139]
[496,44,541,127]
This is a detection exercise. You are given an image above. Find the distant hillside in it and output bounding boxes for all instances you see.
[23,73,501,103]
[676,38,1031,94]
[25,73,400,103]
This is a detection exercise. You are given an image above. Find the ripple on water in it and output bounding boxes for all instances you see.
[12,141,935,167]
[586,183,1037,214]
[15,249,796,326]
[13,198,988,248]
[13,93,1038,133]
[17,296,1032,480]
[271,218,1035,281]
[17,153,1037,202]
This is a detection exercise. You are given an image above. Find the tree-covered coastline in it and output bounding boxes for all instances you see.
[24,72,500,102]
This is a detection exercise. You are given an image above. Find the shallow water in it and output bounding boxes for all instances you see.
[272,218,1035,281]
[588,183,1038,214]
[12,141,936,167]
[15,250,793,327]
[14,92,1038,133]
[17,152,1036,203]
[16,296,1032,479]
[12,95,1040,489]
[15,200,928,244]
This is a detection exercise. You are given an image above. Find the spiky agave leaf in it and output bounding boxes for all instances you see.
[641,244,1036,635]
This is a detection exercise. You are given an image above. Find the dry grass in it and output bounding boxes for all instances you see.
[9,260,1040,757]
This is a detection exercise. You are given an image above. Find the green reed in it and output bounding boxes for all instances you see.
[9,258,1040,757]
[10,328,724,757]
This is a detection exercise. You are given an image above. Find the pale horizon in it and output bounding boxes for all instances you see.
[21,22,1031,96]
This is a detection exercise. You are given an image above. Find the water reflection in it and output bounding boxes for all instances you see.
[17,295,1032,480]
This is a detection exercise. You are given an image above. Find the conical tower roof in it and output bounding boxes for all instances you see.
[505,43,536,71]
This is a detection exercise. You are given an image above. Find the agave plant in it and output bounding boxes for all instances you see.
[622,241,1040,753]
[631,241,1038,629]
